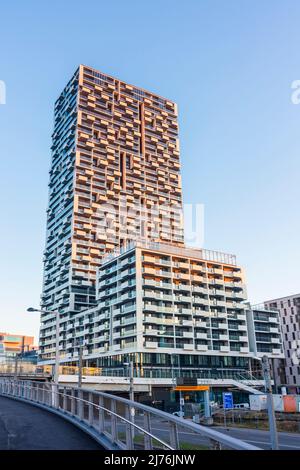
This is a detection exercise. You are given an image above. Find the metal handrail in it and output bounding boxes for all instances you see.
[14,381,172,449]
[0,378,261,451]
[56,388,172,449]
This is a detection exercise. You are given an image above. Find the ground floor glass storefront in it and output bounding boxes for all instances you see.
[79,352,258,380]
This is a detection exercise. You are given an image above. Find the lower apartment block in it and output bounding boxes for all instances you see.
[265,294,300,392]
[40,241,283,381]
[246,305,283,358]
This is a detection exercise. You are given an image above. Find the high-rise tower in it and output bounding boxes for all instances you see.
[40,65,184,360]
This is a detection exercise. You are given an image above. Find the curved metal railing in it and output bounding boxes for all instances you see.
[0,378,261,451]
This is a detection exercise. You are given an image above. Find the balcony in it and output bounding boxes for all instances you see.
[237,314,246,321]
[239,335,248,341]
[211,312,227,319]
[96,334,109,342]
[191,286,206,294]
[219,334,229,341]
[197,344,208,351]
[183,343,194,350]
[143,279,171,289]
[270,327,279,333]
[196,332,208,339]
[174,295,192,303]
[94,346,109,354]
[145,341,158,348]
[120,316,137,326]
[173,261,189,269]
[183,331,194,338]
[144,316,176,326]
[175,307,191,315]
[271,337,281,344]
[174,284,191,292]
[272,348,282,355]
[192,298,209,306]
[157,306,173,314]
[238,325,247,331]
[144,329,158,336]
[195,321,208,328]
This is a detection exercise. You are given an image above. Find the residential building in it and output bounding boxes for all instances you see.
[246,305,283,358]
[59,241,252,376]
[39,66,280,386]
[246,305,284,387]
[264,294,300,392]
[0,332,36,361]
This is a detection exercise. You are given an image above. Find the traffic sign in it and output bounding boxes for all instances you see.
[223,392,233,409]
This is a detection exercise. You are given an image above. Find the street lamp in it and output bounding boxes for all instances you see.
[77,340,87,388]
[27,307,60,386]
[261,355,279,450]
[123,360,134,402]
[124,360,135,442]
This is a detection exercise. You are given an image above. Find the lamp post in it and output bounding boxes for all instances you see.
[124,360,134,402]
[262,355,279,450]
[77,340,87,388]
[124,360,135,442]
[27,307,60,385]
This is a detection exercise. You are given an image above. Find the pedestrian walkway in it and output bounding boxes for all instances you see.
[0,396,102,450]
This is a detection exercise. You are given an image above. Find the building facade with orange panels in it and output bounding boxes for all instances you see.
[40,65,184,360]
[0,332,35,359]
[45,241,282,378]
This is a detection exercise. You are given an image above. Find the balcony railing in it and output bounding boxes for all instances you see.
[101,240,237,266]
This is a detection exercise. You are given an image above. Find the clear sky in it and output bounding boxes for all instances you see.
[0,0,299,342]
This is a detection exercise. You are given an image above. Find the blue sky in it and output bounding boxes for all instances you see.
[0,0,299,341]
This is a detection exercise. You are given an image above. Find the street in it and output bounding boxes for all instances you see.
[128,414,300,450]
[212,425,300,450]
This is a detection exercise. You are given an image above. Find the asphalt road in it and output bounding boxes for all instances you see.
[127,415,300,450]
[0,396,102,450]
[212,425,300,450]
